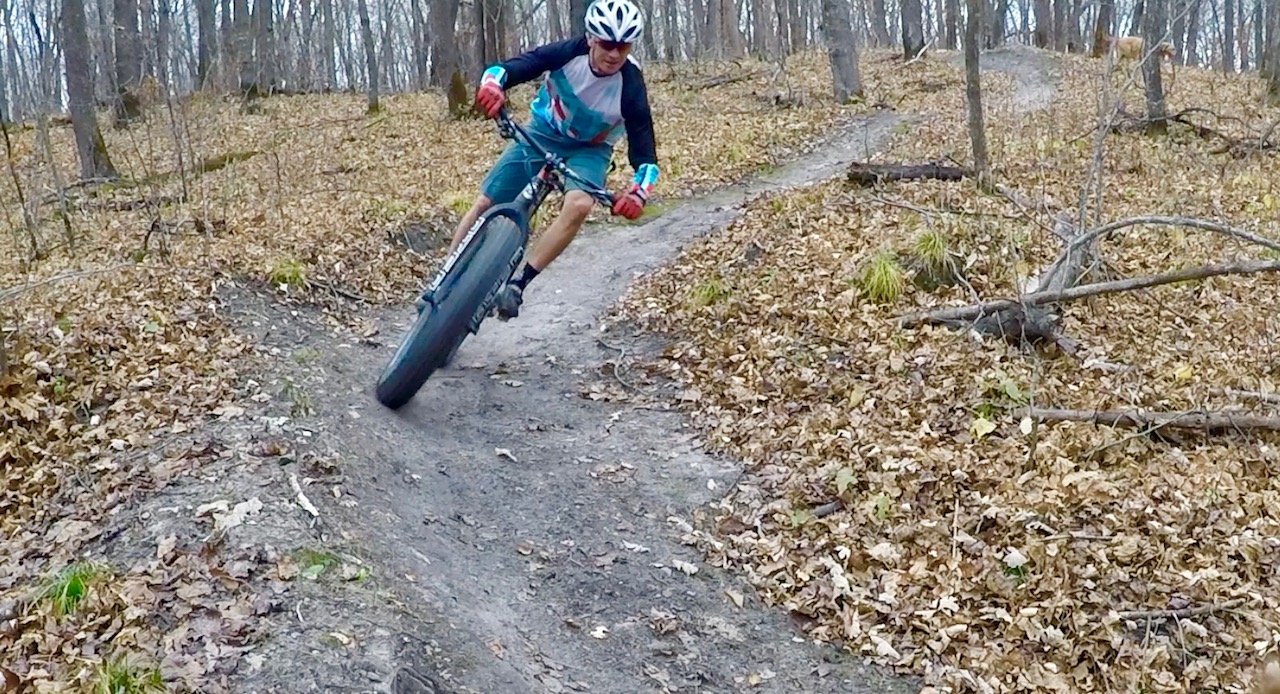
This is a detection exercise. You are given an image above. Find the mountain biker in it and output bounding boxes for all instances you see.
[443,0,660,321]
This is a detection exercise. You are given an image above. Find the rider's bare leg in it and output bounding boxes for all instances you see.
[447,194,494,254]
[522,190,594,273]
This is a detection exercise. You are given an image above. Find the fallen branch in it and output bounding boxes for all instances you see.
[0,264,160,305]
[847,161,974,186]
[686,70,764,89]
[811,500,844,518]
[1017,407,1280,432]
[1210,388,1280,405]
[904,38,936,66]
[899,259,1280,327]
[1069,215,1280,256]
[1115,598,1247,622]
[306,279,368,303]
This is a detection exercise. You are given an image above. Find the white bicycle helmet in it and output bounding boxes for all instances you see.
[584,0,644,43]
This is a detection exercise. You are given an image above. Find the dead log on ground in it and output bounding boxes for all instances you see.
[1112,107,1280,156]
[687,70,765,89]
[899,259,1280,327]
[847,162,975,186]
[1018,407,1280,432]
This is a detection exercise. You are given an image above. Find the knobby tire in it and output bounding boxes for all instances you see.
[375,215,524,409]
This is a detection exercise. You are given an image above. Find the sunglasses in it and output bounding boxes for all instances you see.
[595,39,632,52]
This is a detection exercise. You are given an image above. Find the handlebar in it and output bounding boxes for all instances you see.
[495,108,616,208]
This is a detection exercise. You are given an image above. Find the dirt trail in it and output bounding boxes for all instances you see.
[220,109,922,694]
[946,44,1062,113]
[119,48,1069,694]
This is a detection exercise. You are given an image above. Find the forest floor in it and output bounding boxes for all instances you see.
[4,43,1280,694]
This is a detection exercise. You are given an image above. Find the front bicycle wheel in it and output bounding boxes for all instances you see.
[375,215,525,409]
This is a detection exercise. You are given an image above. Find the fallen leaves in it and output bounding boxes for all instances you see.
[609,49,1280,693]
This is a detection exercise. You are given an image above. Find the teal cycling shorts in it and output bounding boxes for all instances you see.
[479,117,612,205]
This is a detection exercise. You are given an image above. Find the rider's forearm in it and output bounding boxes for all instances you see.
[489,36,585,90]
[632,163,659,199]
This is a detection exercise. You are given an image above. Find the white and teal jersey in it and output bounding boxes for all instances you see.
[483,36,659,194]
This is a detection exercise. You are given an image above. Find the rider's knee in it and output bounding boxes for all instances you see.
[562,191,594,221]
[470,194,493,216]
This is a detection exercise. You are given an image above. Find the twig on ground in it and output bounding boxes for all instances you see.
[899,259,1280,327]
[0,264,160,304]
[811,500,844,518]
[306,279,367,303]
[1115,598,1247,622]
[1211,387,1280,405]
[1069,215,1280,256]
[290,473,321,519]
[1018,407,1280,432]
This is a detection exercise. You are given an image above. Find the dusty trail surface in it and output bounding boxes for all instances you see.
[233,110,927,694]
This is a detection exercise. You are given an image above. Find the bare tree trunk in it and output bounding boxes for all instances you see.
[93,0,113,106]
[475,0,508,72]
[964,0,989,189]
[1171,0,1185,58]
[379,12,395,91]
[547,0,563,39]
[721,0,747,56]
[822,0,861,101]
[1052,0,1066,49]
[1142,0,1167,134]
[901,0,923,56]
[788,0,805,48]
[298,0,314,89]
[63,0,117,179]
[409,0,426,87]
[1182,0,1200,64]
[989,0,1010,47]
[1268,1,1280,101]
[356,0,379,111]
[870,0,890,44]
[231,0,253,91]
[430,0,461,86]
[139,0,154,78]
[1253,0,1263,73]
[569,0,588,35]
[1224,0,1235,70]
[197,0,215,86]
[1130,0,1144,36]
[943,0,957,47]
[702,0,721,56]
[219,0,231,85]
[0,45,8,121]
[1069,0,1085,50]
[320,0,335,88]
[251,0,273,92]
[1033,0,1050,46]
[1092,0,1112,55]
[641,0,658,57]
[750,0,768,54]
[663,0,679,57]
[773,0,790,52]
[156,0,170,86]
[113,0,142,124]
[1238,0,1248,70]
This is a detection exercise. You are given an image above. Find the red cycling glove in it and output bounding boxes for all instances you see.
[475,80,505,119]
[611,185,645,220]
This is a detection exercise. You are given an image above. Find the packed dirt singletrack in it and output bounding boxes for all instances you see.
[228,49,1066,693]
[225,108,922,693]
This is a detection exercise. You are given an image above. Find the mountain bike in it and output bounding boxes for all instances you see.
[375,108,617,410]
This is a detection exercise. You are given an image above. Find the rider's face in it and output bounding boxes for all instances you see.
[588,37,632,75]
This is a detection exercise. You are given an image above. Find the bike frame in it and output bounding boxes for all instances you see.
[420,109,615,330]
